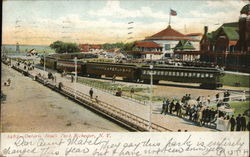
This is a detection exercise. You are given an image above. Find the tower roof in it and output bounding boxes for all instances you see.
[146,25,198,41]
[174,40,195,50]
[240,4,250,15]
[205,22,238,43]
[220,26,239,41]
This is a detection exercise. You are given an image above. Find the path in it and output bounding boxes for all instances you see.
[11,62,216,132]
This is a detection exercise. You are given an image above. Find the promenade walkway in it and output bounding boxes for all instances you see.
[11,62,215,131]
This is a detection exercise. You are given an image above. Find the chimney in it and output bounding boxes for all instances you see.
[204,26,208,34]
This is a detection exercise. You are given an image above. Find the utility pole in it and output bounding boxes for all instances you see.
[43,51,46,84]
[148,54,153,131]
[74,57,77,99]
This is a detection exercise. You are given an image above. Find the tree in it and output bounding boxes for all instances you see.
[49,41,80,53]
[121,41,137,51]
[102,42,125,50]
[102,41,138,51]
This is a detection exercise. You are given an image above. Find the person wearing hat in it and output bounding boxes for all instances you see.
[236,114,242,131]
[241,115,247,131]
[229,115,236,131]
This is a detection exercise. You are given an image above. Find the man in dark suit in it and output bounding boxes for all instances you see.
[161,101,166,114]
[89,88,93,99]
[241,115,247,131]
[175,101,181,116]
[229,115,236,131]
[169,100,174,114]
[236,114,241,131]
[165,99,170,115]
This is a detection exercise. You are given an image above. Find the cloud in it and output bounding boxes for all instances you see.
[3,0,248,45]
[184,0,248,32]
[206,0,247,9]
[88,0,169,19]
[3,13,168,45]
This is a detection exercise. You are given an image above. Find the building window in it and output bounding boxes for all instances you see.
[165,44,170,50]
[165,53,171,57]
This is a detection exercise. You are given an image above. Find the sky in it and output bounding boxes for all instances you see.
[2,0,249,45]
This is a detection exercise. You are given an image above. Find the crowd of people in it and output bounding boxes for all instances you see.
[229,114,249,131]
[16,61,35,71]
[161,94,217,127]
[161,93,249,131]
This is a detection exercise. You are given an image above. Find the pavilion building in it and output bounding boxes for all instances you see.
[144,25,200,58]
[125,25,201,60]
[125,41,163,60]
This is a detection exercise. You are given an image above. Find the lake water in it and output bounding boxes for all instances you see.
[1,44,55,53]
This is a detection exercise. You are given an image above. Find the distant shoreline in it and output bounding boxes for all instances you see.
[2,44,49,47]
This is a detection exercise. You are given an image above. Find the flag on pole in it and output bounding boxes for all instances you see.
[170,9,177,16]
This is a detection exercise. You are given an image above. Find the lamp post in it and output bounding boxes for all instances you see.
[74,57,77,99]
[43,51,46,84]
[148,54,153,131]
[10,57,12,67]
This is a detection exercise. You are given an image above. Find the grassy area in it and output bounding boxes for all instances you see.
[222,73,250,87]
[78,77,148,93]
[230,101,250,122]
[11,58,34,64]
[77,77,173,102]
[82,58,114,63]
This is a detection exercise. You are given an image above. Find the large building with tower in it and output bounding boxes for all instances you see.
[199,3,250,72]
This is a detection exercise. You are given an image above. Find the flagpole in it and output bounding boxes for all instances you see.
[169,9,171,26]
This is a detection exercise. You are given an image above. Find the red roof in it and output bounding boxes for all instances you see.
[79,44,88,46]
[146,25,200,41]
[186,33,203,36]
[135,41,162,48]
[79,44,89,52]
[126,51,163,54]
[147,25,185,40]
[90,45,102,49]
